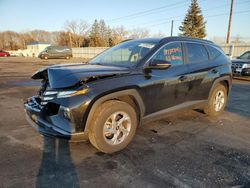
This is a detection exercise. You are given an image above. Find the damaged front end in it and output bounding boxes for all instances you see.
[24,63,129,141]
[24,80,90,141]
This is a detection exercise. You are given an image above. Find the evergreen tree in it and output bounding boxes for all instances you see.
[99,19,109,46]
[179,0,206,38]
[89,19,102,47]
[89,19,110,47]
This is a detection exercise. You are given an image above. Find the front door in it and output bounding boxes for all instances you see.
[144,42,190,114]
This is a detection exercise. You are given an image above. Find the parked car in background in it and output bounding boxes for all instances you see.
[38,46,72,60]
[0,50,10,57]
[25,37,232,153]
[232,51,250,77]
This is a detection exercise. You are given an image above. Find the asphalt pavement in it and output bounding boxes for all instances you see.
[0,57,249,188]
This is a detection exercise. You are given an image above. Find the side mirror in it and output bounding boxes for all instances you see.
[236,56,240,59]
[147,59,171,69]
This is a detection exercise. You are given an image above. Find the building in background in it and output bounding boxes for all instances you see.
[26,41,50,57]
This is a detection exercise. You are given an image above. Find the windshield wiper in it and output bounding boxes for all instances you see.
[94,63,103,65]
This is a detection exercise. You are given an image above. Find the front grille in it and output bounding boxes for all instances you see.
[231,63,243,69]
[40,91,58,106]
[231,63,243,75]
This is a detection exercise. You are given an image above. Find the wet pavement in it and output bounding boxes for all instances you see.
[0,57,250,188]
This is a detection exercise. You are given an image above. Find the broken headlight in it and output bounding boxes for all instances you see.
[57,88,88,98]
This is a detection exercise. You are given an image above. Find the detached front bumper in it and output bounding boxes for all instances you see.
[24,97,87,141]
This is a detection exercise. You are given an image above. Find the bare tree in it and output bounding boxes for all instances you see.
[64,20,89,47]
[29,30,50,42]
[0,31,21,50]
[55,31,71,46]
[151,31,166,38]
[128,28,150,39]
[109,26,129,46]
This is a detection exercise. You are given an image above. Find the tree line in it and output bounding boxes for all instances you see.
[0,19,156,50]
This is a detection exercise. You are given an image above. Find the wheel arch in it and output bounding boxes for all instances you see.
[209,75,232,97]
[84,89,145,135]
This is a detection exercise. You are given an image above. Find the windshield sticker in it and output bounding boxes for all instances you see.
[138,43,155,49]
[164,47,182,55]
[164,47,182,63]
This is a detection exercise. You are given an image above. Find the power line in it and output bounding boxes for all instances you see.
[107,0,248,23]
[144,9,250,28]
[107,0,189,22]
[129,0,250,28]
[143,3,231,26]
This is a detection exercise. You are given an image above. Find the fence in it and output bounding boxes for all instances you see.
[72,44,250,59]
[72,47,108,59]
[220,44,250,58]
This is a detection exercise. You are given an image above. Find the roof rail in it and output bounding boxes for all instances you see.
[159,36,214,44]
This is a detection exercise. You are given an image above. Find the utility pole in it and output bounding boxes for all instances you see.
[226,0,234,44]
[69,32,73,48]
[171,20,174,36]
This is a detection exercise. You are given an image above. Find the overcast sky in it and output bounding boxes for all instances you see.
[0,0,250,39]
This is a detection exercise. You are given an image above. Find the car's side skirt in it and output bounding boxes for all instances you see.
[142,100,207,124]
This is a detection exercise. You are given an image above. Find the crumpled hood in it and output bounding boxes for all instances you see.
[32,63,130,89]
[232,59,250,64]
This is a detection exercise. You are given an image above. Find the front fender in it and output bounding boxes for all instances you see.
[83,89,145,135]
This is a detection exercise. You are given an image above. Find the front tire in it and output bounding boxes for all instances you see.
[88,100,138,153]
[204,83,228,116]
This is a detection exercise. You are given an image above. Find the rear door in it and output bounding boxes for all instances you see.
[184,42,216,101]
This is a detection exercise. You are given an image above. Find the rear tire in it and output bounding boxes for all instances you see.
[44,55,48,60]
[88,100,138,153]
[204,83,228,116]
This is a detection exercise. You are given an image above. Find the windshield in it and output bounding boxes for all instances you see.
[89,40,157,67]
[41,47,48,52]
[239,51,250,60]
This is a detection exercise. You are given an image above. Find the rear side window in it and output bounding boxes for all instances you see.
[151,42,184,66]
[206,45,221,59]
[186,43,209,63]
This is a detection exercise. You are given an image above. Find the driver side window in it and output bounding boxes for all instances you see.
[151,42,183,66]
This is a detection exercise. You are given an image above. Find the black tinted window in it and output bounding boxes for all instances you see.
[239,51,250,59]
[207,45,221,59]
[152,42,183,66]
[186,43,209,63]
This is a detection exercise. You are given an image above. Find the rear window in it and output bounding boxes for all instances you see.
[206,45,221,59]
[186,43,209,63]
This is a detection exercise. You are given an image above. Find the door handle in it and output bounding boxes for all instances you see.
[212,69,218,74]
[178,75,187,82]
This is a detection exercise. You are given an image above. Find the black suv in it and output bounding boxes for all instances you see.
[232,51,250,76]
[24,37,232,153]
